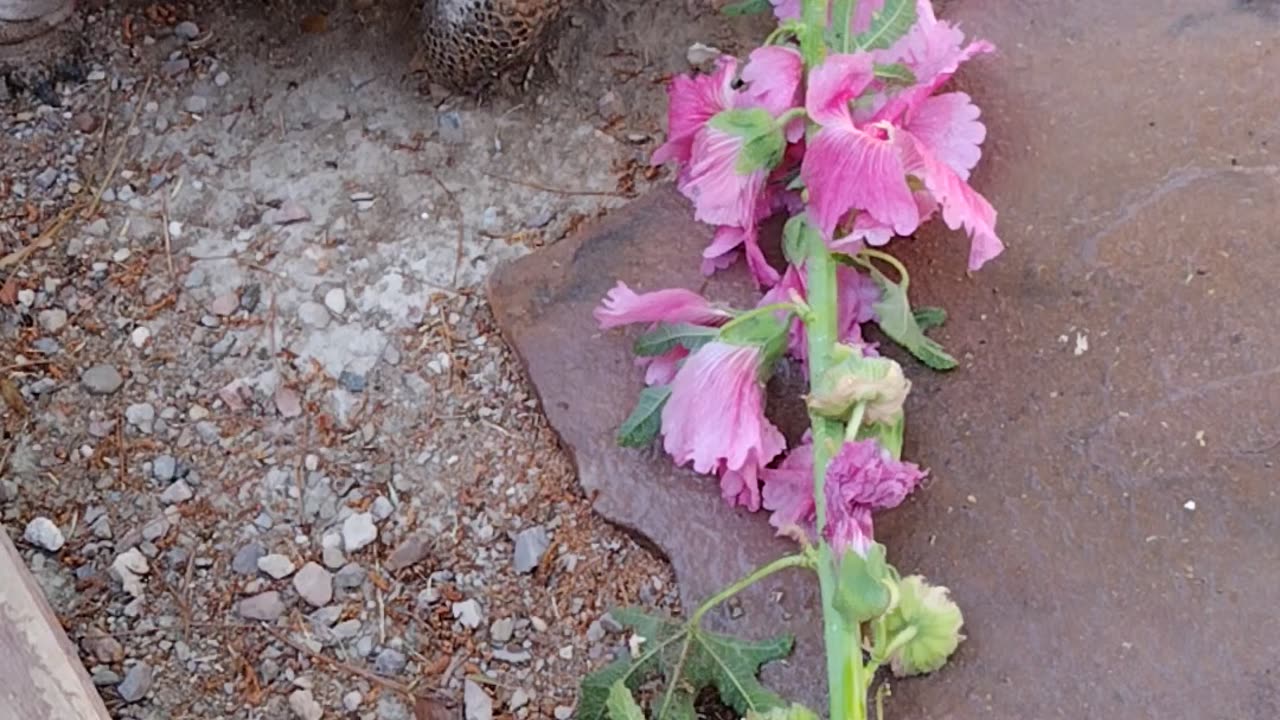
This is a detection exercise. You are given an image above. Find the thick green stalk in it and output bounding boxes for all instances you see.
[802,222,866,720]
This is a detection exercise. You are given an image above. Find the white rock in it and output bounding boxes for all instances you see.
[130,326,152,348]
[464,680,493,720]
[324,287,347,315]
[112,548,150,597]
[371,495,394,521]
[23,517,64,551]
[342,691,363,712]
[288,689,323,720]
[452,599,483,629]
[257,554,296,579]
[292,562,333,607]
[509,689,531,712]
[160,480,193,505]
[342,512,377,552]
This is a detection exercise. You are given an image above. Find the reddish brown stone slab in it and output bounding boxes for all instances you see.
[489,2,1280,716]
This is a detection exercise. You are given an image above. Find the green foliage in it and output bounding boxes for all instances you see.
[606,681,647,720]
[912,306,947,331]
[579,607,794,720]
[708,109,787,175]
[617,386,671,448]
[827,0,858,52]
[746,703,821,720]
[856,415,906,459]
[873,62,918,86]
[782,214,810,267]
[854,0,917,50]
[881,576,965,677]
[833,543,897,624]
[721,0,772,16]
[633,323,719,358]
[868,266,958,371]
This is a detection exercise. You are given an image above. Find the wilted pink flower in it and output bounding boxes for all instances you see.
[740,46,806,141]
[769,0,882,30]
[651,57,738,167]
[680,125,770,230]
[762,438,926,555]
[593,281,731,330]
[661,340,786,511]
[825,439,927,555]
[769,0,800,21]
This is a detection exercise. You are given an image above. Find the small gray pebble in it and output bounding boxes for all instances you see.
[339,370,365,393]
[81,364,124,394]
[437,111,465,145]
[512,526,550,574]
[184,95,208,114]
[152,455,176,482]
[117,662,154,703]
[335,563,366,589]
[174,21,200,40]
[232,543,266,575]
[374,648,407,676]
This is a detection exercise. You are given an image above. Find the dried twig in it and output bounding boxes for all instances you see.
[480,170,633,198]
[262,626,447,702]
[413,167,468,288]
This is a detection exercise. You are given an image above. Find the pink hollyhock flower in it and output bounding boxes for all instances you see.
[770,0,882,30]
[762,438,926,555]
[651,57,737,167]
[800,49,1004,270]
[680,124,771,230]
[824,439,926,555]
[661,340,786,511]
[769,0,800,21]
[593,281,732,330]
[758,263,880,361]
[740,46,806,142]
[801,54,922,240]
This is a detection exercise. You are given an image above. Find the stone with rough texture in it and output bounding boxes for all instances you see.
[22,517,64,552]
[511,525,549,574]
[385,533,431,571]
[293,562,333,607]
[487,5,1280,712]
[256,554,295,579]
[342,512,377,552]
[238,591,285,622]
[80,364,124,394]
[289,689,323,720]
[464,679,493,720]
[117,662,153,703]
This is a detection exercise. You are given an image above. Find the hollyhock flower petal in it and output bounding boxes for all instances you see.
[802,124,919,238]
[830,190,939,252]
[761,441,816,534]
[702,225,780,287]
[718,432,786,511]
[872,1,995,123]
[827,439,926,510]
[661,341,786,482]
[679,126,768,229]
[900,130,1004,270]
[824,495,874,557]
[905,92,986,180]
[806,54,877,128]
[770,0,801,21]
[641,346,688,386]
[594,281,731,329]
[651,57,738,167]
[740,46,804,120]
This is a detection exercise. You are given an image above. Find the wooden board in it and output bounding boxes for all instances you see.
[0,527,112,720]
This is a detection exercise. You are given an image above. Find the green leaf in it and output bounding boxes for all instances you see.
[869,266,958,371]
[721,0,772,15]
[633,323,719,357]
[834,543,894,624]
[607,681,647,720]
[782,214,809,266]
[708,109,786,175]
[913,306,947,331]
[747,704,821,720]
[719,313,788,349]
[828,0,857,52]
[873,62,918,86]
[617,386,671,448]
[854,0,917,51]
[857,415,906,459]
[579,607,794,720]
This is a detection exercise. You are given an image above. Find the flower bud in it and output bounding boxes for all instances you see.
[882,575,965,677]
[806,354,910,425]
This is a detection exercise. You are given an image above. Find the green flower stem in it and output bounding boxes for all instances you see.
[856,248,911,289]
[843,401,868,442]
[690,553,813,626]
[720,302,802,333]
[802,219,868,720]
[776,107,809,128]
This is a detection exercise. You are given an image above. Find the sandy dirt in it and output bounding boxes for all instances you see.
[0,0,774,717]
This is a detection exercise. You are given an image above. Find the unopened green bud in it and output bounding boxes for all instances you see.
[882,575,964,677]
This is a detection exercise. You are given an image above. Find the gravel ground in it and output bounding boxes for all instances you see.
[1,1,771,717]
